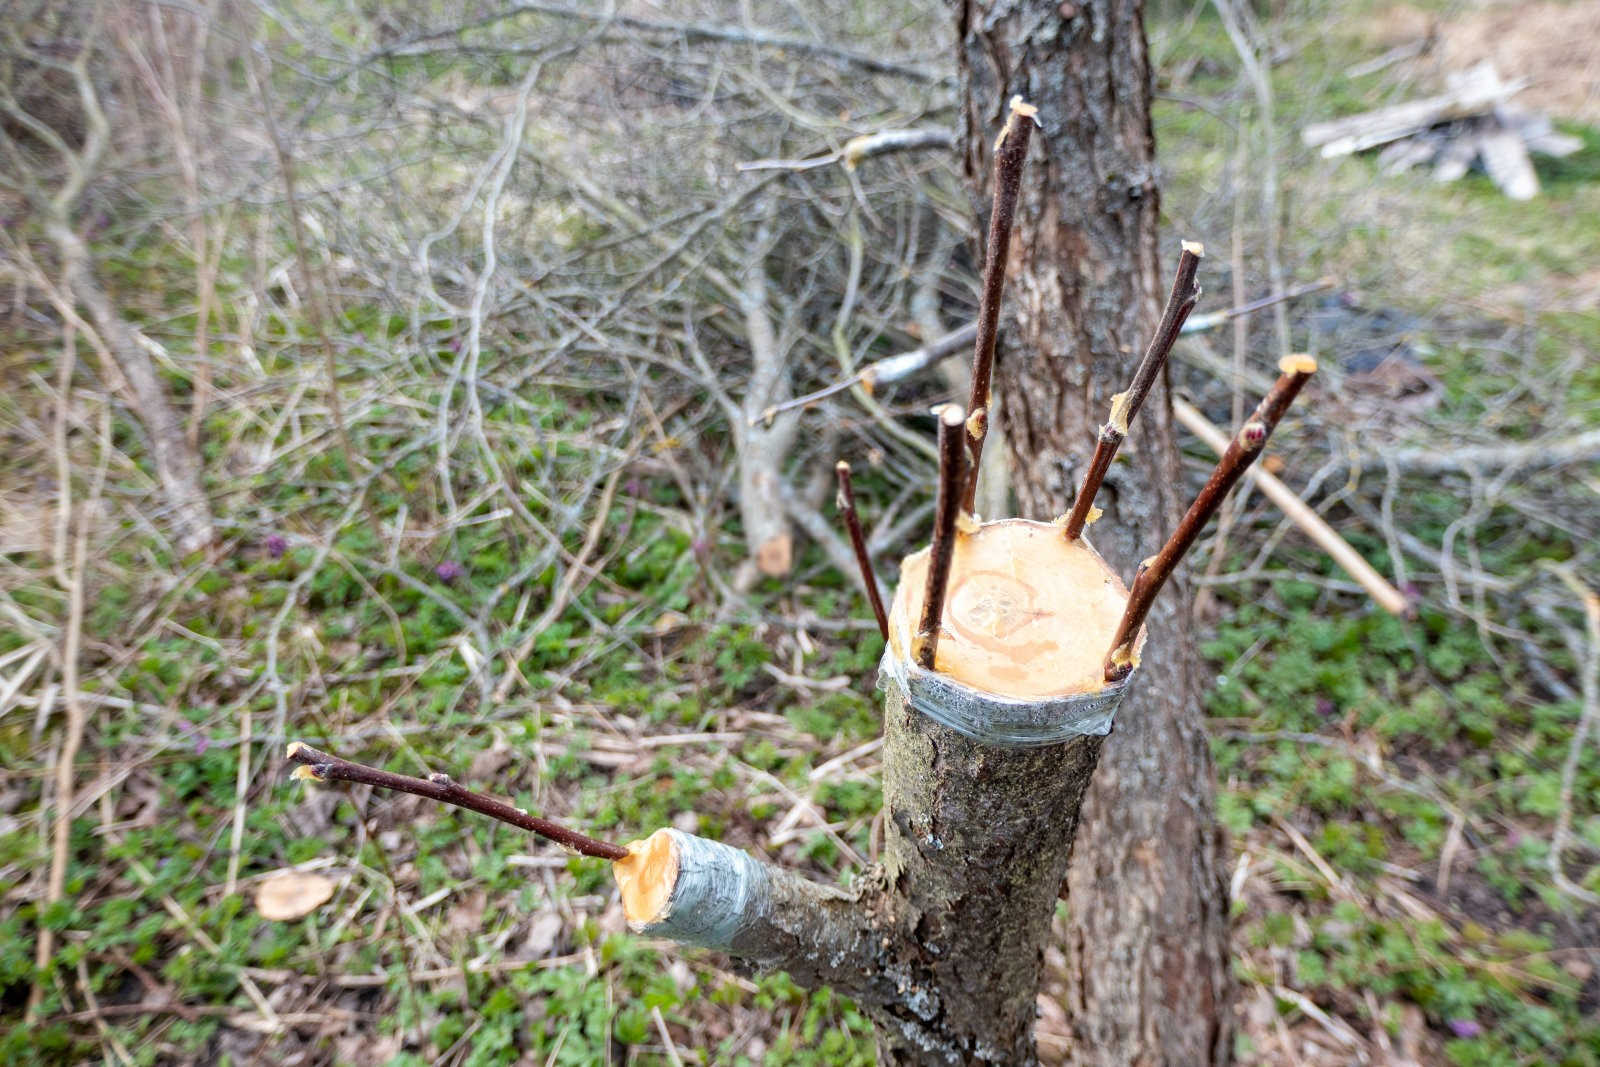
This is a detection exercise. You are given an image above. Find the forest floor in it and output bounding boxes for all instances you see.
[2,1,1597,1065]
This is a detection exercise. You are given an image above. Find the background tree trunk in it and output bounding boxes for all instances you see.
[955,3,1234,1064]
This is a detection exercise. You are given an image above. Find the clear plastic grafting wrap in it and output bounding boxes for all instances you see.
[878,638,1134,748]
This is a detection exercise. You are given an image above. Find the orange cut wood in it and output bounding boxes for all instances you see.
[888,519,1135,699]
[614,829,678,926]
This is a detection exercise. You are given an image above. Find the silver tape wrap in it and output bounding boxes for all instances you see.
[628,829,769,951]
[878,645,1132,748]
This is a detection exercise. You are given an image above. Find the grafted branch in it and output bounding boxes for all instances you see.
[1106,355,1317,679]
[962,95,1036,513]
[835,461,888,639]
[916,404,968,669]
[1063,241,1203,540]
[286,742,628,860]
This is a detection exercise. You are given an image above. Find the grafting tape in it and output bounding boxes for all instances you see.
[878,606,1133,747]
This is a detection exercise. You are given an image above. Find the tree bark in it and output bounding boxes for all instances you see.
[876,686,1103,1063]
[955,3,1234,1064]
[615,675,1115,1064]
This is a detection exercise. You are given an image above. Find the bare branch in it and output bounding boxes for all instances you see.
[1106,355,1317,679]
[738,127,956,172]
[1064,241,1203,540]
[1171,398,1411,617]
[835,461,888,640]
[285,742,629,861]
[962,96,1036,513]
[916,404,968,669]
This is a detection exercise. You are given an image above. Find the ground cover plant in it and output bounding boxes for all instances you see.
[1,0,1596,1063]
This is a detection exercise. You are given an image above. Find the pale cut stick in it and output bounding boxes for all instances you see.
[1172,397,1411,617]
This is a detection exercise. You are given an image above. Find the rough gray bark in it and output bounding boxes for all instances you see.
[956,2,1234,1064]
[634,683,1108,1065]
[876,686,1103,1064]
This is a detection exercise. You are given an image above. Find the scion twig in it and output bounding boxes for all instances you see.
[285,742,629,860]
[1064,242,1204,540]
[835,461,889,640]
[962,96,1037,514]
[916,405,968,669]
[1105,355,1317,680]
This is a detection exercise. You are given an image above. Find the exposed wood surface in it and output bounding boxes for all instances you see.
[890,520,1132,699]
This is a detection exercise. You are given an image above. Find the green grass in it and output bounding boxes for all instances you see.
[4,2,1599,1064]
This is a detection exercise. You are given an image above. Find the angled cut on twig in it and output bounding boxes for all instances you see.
[1105,354,1317,680]
[1064,241,1204,541]
[835,460,889,639]
[962,95,1038,513]
[916,405,969,670]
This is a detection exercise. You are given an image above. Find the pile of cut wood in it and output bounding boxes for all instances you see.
[1303,61,1582,200]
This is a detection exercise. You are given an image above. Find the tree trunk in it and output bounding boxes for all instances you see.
[955,2,1234,1064]
[620,678,1114,1065]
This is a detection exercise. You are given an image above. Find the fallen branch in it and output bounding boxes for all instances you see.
[1172,397,1410,617]
[753,323,977,425]
[737,127,955,172]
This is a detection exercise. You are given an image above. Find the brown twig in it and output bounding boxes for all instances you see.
[1171,398,1411,616]
[285,741,629,860]
[916,405,968,669]
[1064,241,1204,540]
[835,461,889,640]
[1105,355,1317,680]
[962,96,1037,513]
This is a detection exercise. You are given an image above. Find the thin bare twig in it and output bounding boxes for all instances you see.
[1106,356,1317,679]
[285,742,629,861]
[753,324,977,425]
[1172,398,1411,616]
[1064,241,1203,540]
[1180,278,1333,335]
[835,461,889,640]
[248,48,360,484]
[30,398,110,1020]
[738,127,955,172]
[916,405,968,670]
[962,96,1036,513]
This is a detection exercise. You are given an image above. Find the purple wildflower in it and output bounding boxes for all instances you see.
[1447,1018,1481,1039]
[265,534,288,559]
[435,560,465,583]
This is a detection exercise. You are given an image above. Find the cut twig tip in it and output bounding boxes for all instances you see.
[285,741,307,760]
[1279,352,1318,375]
[835,459,889,640]
[1062,243,1205,540]
[1104,362,1316,679]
